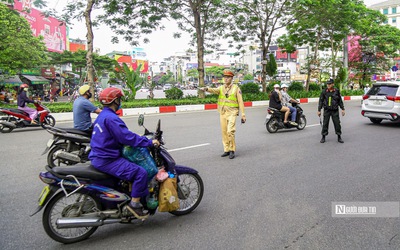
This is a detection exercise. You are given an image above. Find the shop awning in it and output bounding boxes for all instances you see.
[21,75,50,84]
[0,75,23,85]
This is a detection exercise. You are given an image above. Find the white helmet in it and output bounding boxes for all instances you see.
[273,84,280,88]
[281,84,289,88]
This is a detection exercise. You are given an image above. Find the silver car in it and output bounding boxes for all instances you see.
[361,81,400,124]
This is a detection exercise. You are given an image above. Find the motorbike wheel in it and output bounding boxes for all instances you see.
[296,115,307,130]
[43,191,101,244]
[41,115,56,129]
[266,118,279,133]
[169,173,204,216]
[0,117,14,133]
[47,143,81,168]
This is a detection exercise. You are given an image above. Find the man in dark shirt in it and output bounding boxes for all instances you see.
[317,79,345,143]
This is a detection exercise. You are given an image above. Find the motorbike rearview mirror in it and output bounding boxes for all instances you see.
[138,114,144,127]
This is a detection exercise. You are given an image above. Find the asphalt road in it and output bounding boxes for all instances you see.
[1,101,400,249]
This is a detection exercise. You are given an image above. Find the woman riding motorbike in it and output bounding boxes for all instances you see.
[17,84,38,124]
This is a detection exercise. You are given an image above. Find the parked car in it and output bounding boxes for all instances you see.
[163,84,172,91]
[361,81,400,124]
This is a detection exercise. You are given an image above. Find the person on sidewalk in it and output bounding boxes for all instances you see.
[199,69,246,159]
[317,79,345,143]
[280,84,299,126]
[89,87,160,219]
[17,84,38,124]
[73,85,101,135]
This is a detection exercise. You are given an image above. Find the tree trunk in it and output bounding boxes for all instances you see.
[85,0,95,101]
[193,9,205,98]
[306,29,322,91]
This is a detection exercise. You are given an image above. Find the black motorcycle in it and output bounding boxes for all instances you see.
[265,103,307,133]
[42,126,91,168]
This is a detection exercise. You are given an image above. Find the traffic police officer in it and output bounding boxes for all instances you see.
[317,79,345,143]
[200,70,246,159]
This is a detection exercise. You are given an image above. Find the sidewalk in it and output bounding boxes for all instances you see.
[52,96,363,122]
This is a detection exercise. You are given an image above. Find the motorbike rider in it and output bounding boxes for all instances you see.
[73,85,101,135]
[17,83,38,124]
[88,87,160,219]
[280,84,299,126]
[269,84,296,126]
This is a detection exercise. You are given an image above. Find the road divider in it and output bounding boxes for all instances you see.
[52,96,362,122]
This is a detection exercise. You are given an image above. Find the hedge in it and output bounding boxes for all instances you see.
[0,90,363,113]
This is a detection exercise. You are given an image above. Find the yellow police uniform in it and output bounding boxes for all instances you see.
[207,83,245,153]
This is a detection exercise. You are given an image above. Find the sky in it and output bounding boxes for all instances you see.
[55,0,385,62]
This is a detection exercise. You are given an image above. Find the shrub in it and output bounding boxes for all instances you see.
[289,82,304,91]
[240,83,260,94]
[308,83,320,91]
[165,87,183,100]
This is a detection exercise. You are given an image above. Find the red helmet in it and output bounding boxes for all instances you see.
[99,87,124,105]
[20,84,29,89]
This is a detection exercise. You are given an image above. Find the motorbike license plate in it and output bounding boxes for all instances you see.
[46,138,54,148]
[38,186,51,206]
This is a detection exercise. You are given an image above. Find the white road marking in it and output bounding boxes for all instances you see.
[308,124,321,127]
[168,143,211,152]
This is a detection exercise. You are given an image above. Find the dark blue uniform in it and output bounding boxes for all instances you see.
[89,107,153,198]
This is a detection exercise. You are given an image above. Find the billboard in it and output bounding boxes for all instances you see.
[14,0,67,53]
[114,55,149,73]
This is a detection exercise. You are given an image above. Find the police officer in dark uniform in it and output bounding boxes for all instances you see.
[317,79,345,143]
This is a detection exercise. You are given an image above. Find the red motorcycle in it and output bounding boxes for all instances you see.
[0,102,56,133]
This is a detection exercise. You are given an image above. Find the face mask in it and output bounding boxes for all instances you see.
[23,88,28,92]
[87,92,92,99]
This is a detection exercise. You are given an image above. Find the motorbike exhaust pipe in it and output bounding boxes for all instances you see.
[0,121,16,129]
[56,217,121,229]
[54,151,81,163]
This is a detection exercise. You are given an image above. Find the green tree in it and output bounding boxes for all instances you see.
[349,23,400,81]
[265,53,277,80]
[98,1,227,98]
[226,0,295,92]
[277,0,379,91]
[48,50,116,81]
[0,4,47,74]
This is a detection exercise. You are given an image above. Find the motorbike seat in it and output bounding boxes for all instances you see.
[51,163,113,180]
[61,128,91,136]
[2,108,29,116]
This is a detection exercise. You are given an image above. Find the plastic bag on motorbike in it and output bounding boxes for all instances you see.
[122,146,158,180]
[158,177,180,212]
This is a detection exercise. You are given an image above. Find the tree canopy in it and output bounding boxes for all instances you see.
[0,4,47,74]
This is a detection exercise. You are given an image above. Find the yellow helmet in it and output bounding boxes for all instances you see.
[78,85,90,95]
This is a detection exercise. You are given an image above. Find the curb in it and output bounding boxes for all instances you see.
[52,96,363,122]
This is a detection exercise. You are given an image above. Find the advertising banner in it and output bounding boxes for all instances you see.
[115,55,149,73]
[14,0,67,53]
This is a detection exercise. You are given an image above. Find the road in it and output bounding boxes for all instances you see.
[1,101,400,249]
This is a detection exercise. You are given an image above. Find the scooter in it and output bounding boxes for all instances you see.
[31,115,204,244]
[42,126,91,168]
[0,102,56,133]
[265,102,307,133]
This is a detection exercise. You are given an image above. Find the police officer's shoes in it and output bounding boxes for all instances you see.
[320,136,326,143]
[221,152,230,157]
[338,136,344,143]
[229,151,235,159]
